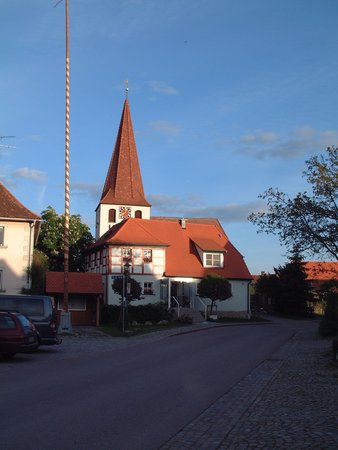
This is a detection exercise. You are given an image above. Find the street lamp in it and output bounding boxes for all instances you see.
[123,261,131,332]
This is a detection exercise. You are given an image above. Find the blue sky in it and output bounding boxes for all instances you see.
[1,0,338,274]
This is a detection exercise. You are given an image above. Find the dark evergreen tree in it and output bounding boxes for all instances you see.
[274,250,314,316]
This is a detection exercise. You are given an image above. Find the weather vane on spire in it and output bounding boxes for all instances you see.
[125,79,129,97]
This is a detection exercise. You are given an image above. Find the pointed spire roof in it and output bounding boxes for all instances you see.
[100,99,151,207]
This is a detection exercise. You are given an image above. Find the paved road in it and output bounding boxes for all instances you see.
[1,321,295,450]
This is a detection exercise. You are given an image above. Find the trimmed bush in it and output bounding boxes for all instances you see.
[100,302,173,325]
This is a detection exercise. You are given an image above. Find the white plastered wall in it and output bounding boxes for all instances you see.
[0,220,35,294]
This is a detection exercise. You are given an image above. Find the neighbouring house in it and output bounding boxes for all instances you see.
[251,262,338,314]
[304,261,338,291]
[85,95,252,319]
[0,182,41,294]
[45,272,104,326]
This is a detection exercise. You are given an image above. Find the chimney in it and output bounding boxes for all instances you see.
[180,218,186,229]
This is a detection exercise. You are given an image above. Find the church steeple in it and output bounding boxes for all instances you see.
[95,96,151,239]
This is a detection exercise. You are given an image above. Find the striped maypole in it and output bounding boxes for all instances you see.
[63,0,70,315]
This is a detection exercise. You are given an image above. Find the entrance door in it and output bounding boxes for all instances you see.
[171,281,191,307]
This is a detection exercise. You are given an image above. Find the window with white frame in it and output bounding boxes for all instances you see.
[204,253,222,268]
[0,226,4,246]
[57,297,86,311]
[143,282,154,295]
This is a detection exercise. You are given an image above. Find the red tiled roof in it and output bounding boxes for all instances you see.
[304,262,338,281]
[0,182,40,220]
[91,218,252,280]
[46,272,104,294]
[99,99,151,207]
[192,237,225,252]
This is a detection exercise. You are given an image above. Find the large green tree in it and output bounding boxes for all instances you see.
[36,206,94,271]
[248,147,338,260]
[197,274,232,315]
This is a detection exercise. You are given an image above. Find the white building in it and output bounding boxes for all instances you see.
[0,183,41,294]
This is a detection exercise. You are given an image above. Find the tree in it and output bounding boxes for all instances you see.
[248,147,338,260]
[273,251,314,316]
[254,251,314,316]
[197,274,232,315]
[22,250,49,295]
[36,206,94,271]
[112,276,142,303]
[112,275,142,330]
[318,280,338,337]
[254,272,280,311]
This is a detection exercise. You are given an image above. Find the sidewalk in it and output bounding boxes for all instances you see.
[160,324,338,450]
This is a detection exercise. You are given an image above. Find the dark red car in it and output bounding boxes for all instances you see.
[0,311,39,359]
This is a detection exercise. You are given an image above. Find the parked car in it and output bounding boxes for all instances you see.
[0,311,39,359]
[0,294,61,346]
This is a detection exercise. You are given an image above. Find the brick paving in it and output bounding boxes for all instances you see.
[160,325,338,450]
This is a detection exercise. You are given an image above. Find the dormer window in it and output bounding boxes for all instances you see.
[204,252,222,268]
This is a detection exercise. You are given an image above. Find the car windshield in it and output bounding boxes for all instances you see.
[0,315,17,330]
[0,298,44,317]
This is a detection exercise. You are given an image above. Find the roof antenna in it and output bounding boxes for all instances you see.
[124,79,129,98]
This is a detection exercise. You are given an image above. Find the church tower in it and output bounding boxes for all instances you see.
[95,95,151,239]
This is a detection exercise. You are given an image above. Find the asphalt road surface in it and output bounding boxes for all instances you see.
[1,323,296,450]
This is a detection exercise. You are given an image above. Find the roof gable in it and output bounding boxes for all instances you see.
[0,182,40,220]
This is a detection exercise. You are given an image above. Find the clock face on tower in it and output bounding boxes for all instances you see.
[119,206,132,220]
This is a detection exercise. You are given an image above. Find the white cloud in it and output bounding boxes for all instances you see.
[149,120,180,136]
[12,167,47,183]
[71,182,101,201]
[149,193,265,223]
[237,127,338,160]
[149,80,178,95]
[241,131,279,145]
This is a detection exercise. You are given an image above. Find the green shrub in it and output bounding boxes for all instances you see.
[100,302,172,325]
[100,305,120,324]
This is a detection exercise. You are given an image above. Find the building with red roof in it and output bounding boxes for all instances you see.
[303,261,338,290]
[86,96,252,318]
[45,272,104,326]
[0,182,41,294]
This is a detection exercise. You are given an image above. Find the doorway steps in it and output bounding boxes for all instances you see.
[172,307,205,323]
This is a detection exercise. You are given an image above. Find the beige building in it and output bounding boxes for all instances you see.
[0,182,41,294]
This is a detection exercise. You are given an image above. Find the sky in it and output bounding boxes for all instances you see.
[1,0,338,275]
